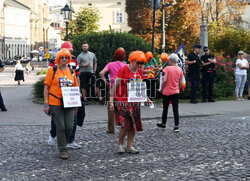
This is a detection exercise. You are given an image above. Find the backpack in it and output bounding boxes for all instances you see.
[52,65,74,80]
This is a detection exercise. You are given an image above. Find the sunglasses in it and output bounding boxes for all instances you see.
[60,56,69,60]
[238,53,243,55]
[204,49,209,52]
[136,62,144,65]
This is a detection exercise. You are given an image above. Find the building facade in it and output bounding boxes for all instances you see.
[48,5,64,49]
[0,1,4,60]
[17,0,50,50]
[70,0,130,32]
[3,0,31,59]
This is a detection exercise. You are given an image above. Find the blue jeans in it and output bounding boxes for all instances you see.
[50,114,77,143]
[189,73,200,101]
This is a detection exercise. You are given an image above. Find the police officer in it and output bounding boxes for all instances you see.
[201,47,216,102]
[186,45,202,104]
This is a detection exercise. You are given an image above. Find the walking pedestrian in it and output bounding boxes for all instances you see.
[201,47,216,102]
[14,60,24,85]
[186,45,202,104]
[44,48,78,159]
[156,54,183,132]
[142,51,159,101]
[0,60,7,111]
[235,51,249,101]
[47,41,82,149]
[77,43,104,105]
[99,48,126,134]
[109,51,147,154]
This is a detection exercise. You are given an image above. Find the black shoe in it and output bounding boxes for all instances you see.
[248,96,250,100]
[156,123,166,128]
[190,100,198,104]
[83,100,88,105]
[201,99,206,102]
[1,107,7,111]
[208,99,215,102]
[173,126,179,132]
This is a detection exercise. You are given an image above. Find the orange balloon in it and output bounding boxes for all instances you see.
[160,53,168,63]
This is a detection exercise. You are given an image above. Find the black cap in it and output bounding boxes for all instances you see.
[194,44,201,49]
[203,46,209,51]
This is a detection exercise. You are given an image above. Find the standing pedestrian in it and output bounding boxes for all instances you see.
[0,60,7,111]
[47,41,82,149]
[142,51,159,101]
[186,45,202,104]
[44,48,78,159]
[235,51,249,101]
[77,43,104,105]
[156,54,183,132]
[99,48,126,134]
[201,47,216,102]
[14,60,24,85]
[109,51,147,154]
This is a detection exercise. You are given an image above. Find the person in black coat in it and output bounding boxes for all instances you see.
[0,60,7,111]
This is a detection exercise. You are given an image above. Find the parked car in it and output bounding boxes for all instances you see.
[4,58,16,65]
[20,57,31,63]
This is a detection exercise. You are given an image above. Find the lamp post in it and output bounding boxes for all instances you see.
[161,2,171,53]
[61,4,73,41]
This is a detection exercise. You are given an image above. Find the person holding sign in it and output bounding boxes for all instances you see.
[142,51,159,100]
[157,53,183,132]
[44,48,79,160]
[110,51,147,154]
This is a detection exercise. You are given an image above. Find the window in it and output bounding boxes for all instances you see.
[114,11,123,23]
[117,2,122,5]
[88,3,92,6]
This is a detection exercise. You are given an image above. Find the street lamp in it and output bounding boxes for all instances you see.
[161,2,172,53]
[61,4,74,41]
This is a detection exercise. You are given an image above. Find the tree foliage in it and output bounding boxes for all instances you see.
[126,0,201,53]
[208,22,250,57]
[67,6,100,38]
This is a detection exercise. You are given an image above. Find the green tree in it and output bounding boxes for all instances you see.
[65,6,100,39]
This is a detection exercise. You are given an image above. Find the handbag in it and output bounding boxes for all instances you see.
[77,102,85,127]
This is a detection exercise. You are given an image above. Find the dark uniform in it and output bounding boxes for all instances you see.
[187,52,201,103]
[201,53,216,102]
[0,60,7,111]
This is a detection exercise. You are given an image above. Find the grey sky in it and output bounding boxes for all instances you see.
[49,0,67,6]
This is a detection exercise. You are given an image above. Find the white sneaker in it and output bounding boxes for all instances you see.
[125,147,139,154]
[66,141,82,149]
[47,136,56,146]
[117,144,125,154]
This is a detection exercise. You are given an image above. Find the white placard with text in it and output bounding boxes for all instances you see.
[61,87,81,108]
[127,81,147,102]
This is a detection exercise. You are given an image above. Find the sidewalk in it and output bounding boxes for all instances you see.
[0,82,249,126]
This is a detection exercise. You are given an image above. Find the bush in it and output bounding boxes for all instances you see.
[71,30,151,73]
[37,69,48,75]
[208,23,250,57]
[33,78,45,101]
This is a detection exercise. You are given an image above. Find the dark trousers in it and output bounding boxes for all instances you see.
[189,73,200,101]
[162,94,179,126]
[202,73,215,100]
[0,91,6,109]
[50,114,77,143]
[143,79,157,100]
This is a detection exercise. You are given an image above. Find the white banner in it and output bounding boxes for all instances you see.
[127,81,147,102]
[61,87,81,108]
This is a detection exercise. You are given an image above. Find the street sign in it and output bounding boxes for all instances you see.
[39,46,44,52]
[45,54,50,59]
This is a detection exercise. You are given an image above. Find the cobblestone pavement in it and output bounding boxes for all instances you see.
[0,117,249,180]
